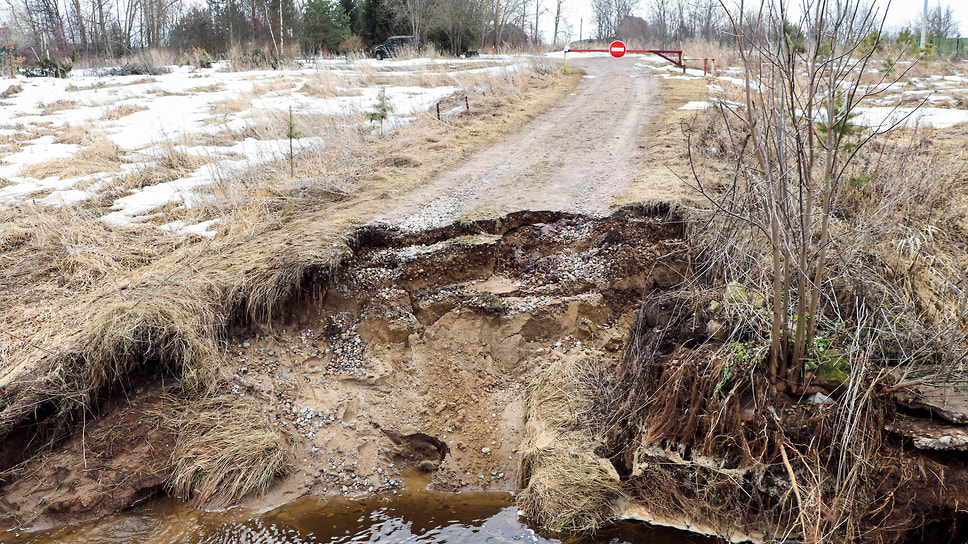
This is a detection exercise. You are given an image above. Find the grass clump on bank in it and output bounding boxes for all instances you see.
[518,356,627,533]
[164,392,288,506]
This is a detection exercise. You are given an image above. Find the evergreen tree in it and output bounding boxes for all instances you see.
[339,0,362,35]
[302,0,351,53]
[360,0,394,44]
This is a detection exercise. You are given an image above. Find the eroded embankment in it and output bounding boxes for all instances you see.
[519,293,968,543]
[0,205,689,528]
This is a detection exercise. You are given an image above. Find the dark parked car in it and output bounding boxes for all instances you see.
[374,36,416,60]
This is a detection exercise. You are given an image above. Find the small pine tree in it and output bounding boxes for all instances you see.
[815,94,862,148]
[366,88,391,131]
[287,106,301,177]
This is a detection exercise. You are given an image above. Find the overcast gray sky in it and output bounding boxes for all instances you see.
[552,0,967,43]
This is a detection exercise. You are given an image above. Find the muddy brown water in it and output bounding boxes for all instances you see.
[4,492,721,544]
[5,473,720,544]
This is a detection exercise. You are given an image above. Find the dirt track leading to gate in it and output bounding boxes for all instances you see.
[382,56,661,231]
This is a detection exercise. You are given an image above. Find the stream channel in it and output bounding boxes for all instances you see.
[5,473,722,544]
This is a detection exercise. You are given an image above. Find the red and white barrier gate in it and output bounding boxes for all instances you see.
[565,40,685,72]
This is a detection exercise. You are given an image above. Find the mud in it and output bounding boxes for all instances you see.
[0,205,687,528]
[0,391,174,528]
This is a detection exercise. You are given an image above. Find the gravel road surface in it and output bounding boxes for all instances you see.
[381,56,660,231]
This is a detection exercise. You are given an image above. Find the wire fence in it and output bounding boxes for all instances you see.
[929,37,968,58]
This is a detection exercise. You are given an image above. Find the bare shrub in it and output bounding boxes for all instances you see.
[338,35,365,56]
[653,0,968,541]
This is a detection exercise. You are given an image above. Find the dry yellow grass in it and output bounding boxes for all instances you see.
[209,96,251,115]
[19,133,124,179]
[38,100,78,115]
[100,103,149,120]
[189,83,223,94]
[176,129,244,147]
[250,80,296,95]
[518,356,626,532]
[54,124,97,145]
[298,73,356,97]
[110,158,203,193]
[619,77,718,208]
[164,392,287,506]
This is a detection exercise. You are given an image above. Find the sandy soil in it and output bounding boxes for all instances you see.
[230,207,688,512]
[249,56,672,508]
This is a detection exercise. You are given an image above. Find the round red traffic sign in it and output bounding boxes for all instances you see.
[609,40,627,58]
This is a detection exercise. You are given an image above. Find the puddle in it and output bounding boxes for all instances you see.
[5,492,721,544]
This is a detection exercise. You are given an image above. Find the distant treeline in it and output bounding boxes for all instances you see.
[0,0,962,61]
[1,0,565,59]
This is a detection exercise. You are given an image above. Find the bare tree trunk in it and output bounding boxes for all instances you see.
[533,0,539,44]
[552,0,562,46]
[493,0,500,49]
[72,0,88,52]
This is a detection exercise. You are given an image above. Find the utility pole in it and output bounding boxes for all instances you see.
[920,0,927,48]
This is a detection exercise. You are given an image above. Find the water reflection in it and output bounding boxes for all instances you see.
[6,492,721,544]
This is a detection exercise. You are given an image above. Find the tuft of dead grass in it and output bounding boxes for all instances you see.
[38,100,77,115]
[518,356,627,533]
[209,96,251,115]
[100,103,149,121]
[298,76,347,98]
[19,133,124,179]
[1,84,22,98]
[54,124,96,145]
[189,83,223,94]
[164,392,288,506]
[250,80,296,95]
[154,142,210,173]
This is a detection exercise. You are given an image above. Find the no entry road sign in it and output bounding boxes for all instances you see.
[563,44,684,71]
[609,40,627,58]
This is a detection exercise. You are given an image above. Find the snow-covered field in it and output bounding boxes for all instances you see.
[0,55,529,234]
[651,57,968,130]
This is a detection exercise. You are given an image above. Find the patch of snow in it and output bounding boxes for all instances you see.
[853,106,968,130]
[680,101,713,110]
[0,136,80,179]
[160,218,221,237]
[36,189,96,206]
[101,165,214,225]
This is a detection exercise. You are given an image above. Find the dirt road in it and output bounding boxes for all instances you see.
[383,56,661,231]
